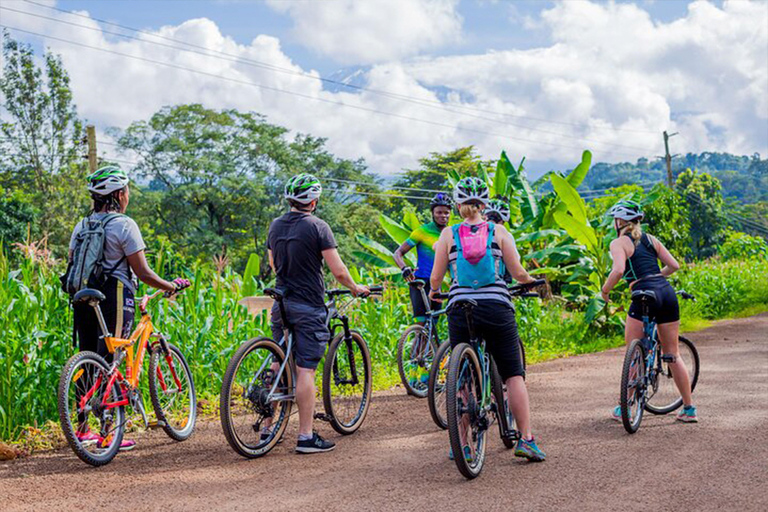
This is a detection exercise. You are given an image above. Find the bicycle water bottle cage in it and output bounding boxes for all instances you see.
[73,288,106,305]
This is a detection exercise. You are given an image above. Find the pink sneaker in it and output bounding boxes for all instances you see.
[99,434,136,451]
[76,430,100,445]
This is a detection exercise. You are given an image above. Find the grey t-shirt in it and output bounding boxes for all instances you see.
[69,213,146,292]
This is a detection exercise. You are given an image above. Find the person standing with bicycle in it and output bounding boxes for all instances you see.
[429,177,546,462]
[65,165,189,451]
[600,200,697,423]
[268,173,369,454]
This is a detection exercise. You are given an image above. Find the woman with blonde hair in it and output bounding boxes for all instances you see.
[600,200,697,423]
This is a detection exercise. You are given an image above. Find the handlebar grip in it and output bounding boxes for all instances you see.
[433,293,450,300]
[521,292,540,298]
[369,285,384,293]
[509,278,546,292]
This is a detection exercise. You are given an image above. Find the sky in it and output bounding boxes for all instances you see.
[1,0,766,178]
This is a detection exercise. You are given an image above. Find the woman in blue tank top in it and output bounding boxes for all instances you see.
[600,200,697,423]
[429,177,546,462]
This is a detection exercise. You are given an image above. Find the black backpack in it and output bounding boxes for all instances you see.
[61,213,125,295]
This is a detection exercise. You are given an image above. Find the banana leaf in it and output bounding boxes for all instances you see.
[551,174,587,224]
[242,253,261,297]
[565,150,592,188]
[502,152,539,222]
[553,211,598,252]
[379,213,411,245]
[356,235,397,267]
[402,211,421,232]
[584,295,607,324]
[494,157,509,198]
[516,229,564,244]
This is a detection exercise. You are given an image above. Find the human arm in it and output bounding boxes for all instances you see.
[394,240,416,280]
[497,224,535,284]
[268,249,275,273]
[126,250,176,293]
[428,229,451,300]
[322,248,369,297]
[601,238,629,302]
[650,235,680,277]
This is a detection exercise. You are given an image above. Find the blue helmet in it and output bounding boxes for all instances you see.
[430,192,452,211]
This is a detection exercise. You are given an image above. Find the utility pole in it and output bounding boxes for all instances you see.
[663,130,678,187]
[86,125,97,174]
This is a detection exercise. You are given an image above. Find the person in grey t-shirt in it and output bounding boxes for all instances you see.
[68,165,189,450]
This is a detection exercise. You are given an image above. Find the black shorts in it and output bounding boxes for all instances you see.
[271,299,330,370]
[409,282,440,321]
[628,278,680,325]
[447,300,525,381]
[73,277,135,361]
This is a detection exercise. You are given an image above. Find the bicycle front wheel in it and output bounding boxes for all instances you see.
[446,343,487,480]
[645,335,700,415]
[220,337,293,458]
[148,342,197,441]
[58,351,125,467]
[620,339,647,434]
[322,330,372,435]
[397,325,437,398]
[427,340,451,429]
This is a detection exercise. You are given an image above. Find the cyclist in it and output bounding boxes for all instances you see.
[268,173,369,454]
[484,197,513,284]
[68,165,188,450]
[429,177,546,462]
[600,200,697,423]
[394,192,452,325]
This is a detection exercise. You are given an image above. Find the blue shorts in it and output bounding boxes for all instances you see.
[271,300,330,370]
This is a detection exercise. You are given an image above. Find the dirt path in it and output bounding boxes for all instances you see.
[2,314,767,512]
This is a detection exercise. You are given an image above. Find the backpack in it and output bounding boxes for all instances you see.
[61,213,125,296]
[451,222,500,289]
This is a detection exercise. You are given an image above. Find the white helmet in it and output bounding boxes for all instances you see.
[284,173,323,205]
[87,166,129,196]
[453,177,490,206]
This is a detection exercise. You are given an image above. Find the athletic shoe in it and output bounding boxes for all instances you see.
[448,446,472,461]
[260,430,284,444]
[514,437,546,462]
[76,429,100,446]
[611,405,622,422]
[295,432,335,454]
[676,405,698,423]
[99,434,136,452]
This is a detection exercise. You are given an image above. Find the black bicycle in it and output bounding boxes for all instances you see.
[397,280,447,398]
[620,289,700,434]
[220,285,382,458]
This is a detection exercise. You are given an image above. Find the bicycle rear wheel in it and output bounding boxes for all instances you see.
[322,330,372,435]
[620,339,647,434]
[446,343,486,479]
[58,351,125,466]
[397,325,437,398]
[220,337,293,458]
[148,342,197,441]
[427,340,451,430]
[490,359,516,449]
[645,336,700,415]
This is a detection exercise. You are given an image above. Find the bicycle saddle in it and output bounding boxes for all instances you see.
[631,290,657,303]
[73,288,106,304]
[263,288,285,301]
[407,280,426,289]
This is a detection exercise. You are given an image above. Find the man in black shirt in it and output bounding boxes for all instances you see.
[267,174,369,454]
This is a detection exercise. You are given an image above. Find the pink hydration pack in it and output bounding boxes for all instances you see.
[458,223,489,264]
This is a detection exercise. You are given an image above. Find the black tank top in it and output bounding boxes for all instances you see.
[623,233,661,283]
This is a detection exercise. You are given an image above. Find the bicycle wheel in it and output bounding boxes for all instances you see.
[446,343,486,480]
[397,325,437,398]
[645,335,700,415]
[148,342,197,441]
[220,337,293,458]
[490,359,516,449]
[58,351,125,467]
[427,340,451,430]
[322,330,372,435]
[620,339,647,434]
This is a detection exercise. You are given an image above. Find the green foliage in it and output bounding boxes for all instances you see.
[719,231,768,261]
[394,146,489,195]
[0,188,38,243]
[676,168,727,258]
[642,184,692,259]
[241,253,261,297]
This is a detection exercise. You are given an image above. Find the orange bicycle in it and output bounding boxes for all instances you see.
[57,285,196,466]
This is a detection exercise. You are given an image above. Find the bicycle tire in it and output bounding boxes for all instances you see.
[396,324,437,398]
[148,342,197,441]
[323,330,372,435]
[446,343,486,480]
[620,338,647,434]
[427,340,451,429]
[220,337,292,458]
[58,351,125,467]
[490,359,516,449]
[645,335,700,415]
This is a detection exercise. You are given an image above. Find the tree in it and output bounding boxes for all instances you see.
[0,187,38,245]
[675,168,726,258]
[643,184,692,260]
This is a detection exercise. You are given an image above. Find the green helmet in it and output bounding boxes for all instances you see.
[87,165,129,196]
[608,199,644,221]
[453,177,489,205]
[284,173,322,204]
[485,198,511,223]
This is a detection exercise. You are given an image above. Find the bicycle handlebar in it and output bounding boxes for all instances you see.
[508,278,546,292]
[326,285,384,298]
[677,290,696,301]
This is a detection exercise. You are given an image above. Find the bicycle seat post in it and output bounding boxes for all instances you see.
[91,301,112,339]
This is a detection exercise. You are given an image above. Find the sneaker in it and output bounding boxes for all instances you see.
[99,434,136,452]
[76,429,100,446]
[514,437,546,462]
[295,432,335,454]
[611,405,622,422]
[448,446,472,461]
[676,405,698,423]
[259,430,284,444]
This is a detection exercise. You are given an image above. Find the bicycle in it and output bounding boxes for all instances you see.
[440,279,544,479]
[220,285,382,459]
[397,280,446,398]
[620,289,700,434]
[58,284,196,467]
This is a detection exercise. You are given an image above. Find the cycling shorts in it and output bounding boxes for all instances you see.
[628,277,680,325]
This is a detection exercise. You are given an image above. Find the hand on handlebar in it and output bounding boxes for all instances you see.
[429,289,443,303]
[351,284,370,297]
[401,267,416,282]
[165,278,191,297]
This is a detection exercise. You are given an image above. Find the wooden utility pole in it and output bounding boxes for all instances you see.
[86,125,97,174]
[663,130,678,186]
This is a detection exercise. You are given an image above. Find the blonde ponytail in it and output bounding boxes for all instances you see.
[619,220,643,245]
[459,203,483,219]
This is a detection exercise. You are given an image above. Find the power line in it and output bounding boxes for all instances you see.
[21,0,660,137]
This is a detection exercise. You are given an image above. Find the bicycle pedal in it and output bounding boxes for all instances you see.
[313,413,331,422]
[147,421,166,429]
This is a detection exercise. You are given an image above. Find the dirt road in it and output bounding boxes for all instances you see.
[2,314,766,511]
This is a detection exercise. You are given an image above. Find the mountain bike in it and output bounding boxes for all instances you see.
[620,289,700,434]
[58,285,196,467]
[220,285,382,459]
[440,279,544,479]
[397,280,446,398]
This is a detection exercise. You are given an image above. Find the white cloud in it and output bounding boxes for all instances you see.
[266,0,463,65]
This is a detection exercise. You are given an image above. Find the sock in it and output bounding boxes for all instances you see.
[298,433,313,442]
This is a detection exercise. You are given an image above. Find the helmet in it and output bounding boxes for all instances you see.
[485,198,511,223]
[608,200,644,222]
[285,173,322,204]
[429,192,452,211]
[87,165,129,196]
[453,177,489,206]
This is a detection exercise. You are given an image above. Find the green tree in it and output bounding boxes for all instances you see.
[643,184,692,260]
[0,187,38,245]
[675,168,726,259]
